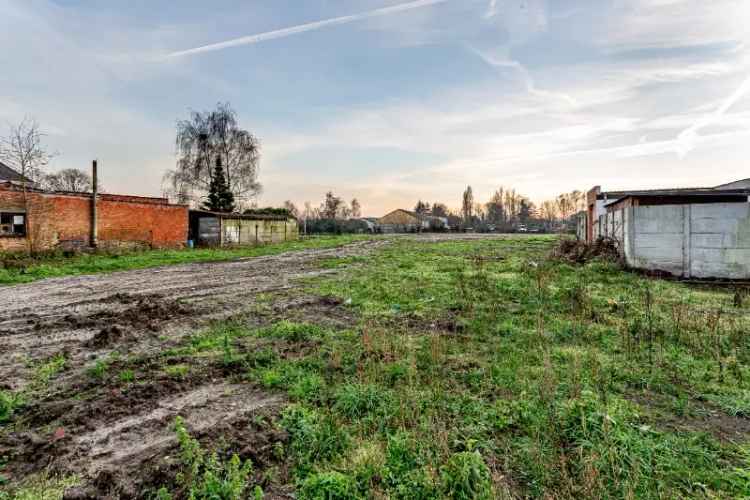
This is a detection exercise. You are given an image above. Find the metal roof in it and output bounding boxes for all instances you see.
[189,209,293,221]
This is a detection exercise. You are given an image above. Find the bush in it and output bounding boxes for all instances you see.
[440,452,493,500]
[298,471,357,500]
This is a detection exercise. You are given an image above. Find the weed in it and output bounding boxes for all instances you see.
[0,391,23,425]
[281,405,350,476]
[333,383,390,419]
[119,369,135,384]
[298,471,357,500]
[439,451,493,500]
[164,364,190,380]
[31,353,67,389]
[87,359,109,379]
[159,416,255,499]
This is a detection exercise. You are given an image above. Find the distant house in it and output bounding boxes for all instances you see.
[0,161,34,185]
[378,209,448,233]
[579,178,750,279]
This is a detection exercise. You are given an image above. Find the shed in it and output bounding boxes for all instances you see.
[189,210,299,247]
[580,179,750,279]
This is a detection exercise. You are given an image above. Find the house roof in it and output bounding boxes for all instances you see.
[0,161,32,183]
[603,191,750,208]
[715,178,750,190]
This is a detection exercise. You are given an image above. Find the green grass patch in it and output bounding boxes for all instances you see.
[0,235,372,285]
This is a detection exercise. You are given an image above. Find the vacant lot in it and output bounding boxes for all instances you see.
[1,234,749,499]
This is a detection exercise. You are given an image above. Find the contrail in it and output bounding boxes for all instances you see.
[676,72,750,156]
[167,0,451,58]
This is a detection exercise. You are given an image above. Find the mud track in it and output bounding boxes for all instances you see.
[0,239,392,391]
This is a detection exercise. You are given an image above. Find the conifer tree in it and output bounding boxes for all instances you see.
[204,157,235,212]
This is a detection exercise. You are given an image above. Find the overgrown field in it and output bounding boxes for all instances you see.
[2,235,749,499]
[0,234,370,285]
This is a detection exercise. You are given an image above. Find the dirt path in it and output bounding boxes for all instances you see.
[0,239,390,391]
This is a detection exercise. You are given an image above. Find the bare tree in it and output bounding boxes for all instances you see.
[283,200,300,219]
[0,117,54,185]
[0,117,56,253]
[350,198,362,218]
[431,203,449,218]
[414,200,430,215]
[42,168,100,193]
[165,102,261,209]
[321,191,344,219]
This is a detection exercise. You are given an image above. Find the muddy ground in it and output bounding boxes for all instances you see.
[0,234,510,498]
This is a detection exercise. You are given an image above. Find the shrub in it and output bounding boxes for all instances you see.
[440,452,493,500]
[298,471,357,500]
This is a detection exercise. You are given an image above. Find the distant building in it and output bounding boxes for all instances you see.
[0,182,188,252]
[579,178,750,279]
[377,209,448,233]
[0,161,34,186]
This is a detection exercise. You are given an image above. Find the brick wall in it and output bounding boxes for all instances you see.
[0,187,188,252]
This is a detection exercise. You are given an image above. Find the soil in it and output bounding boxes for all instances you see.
[628,391,750,443]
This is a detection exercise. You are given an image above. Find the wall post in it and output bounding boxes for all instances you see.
[91,160,98,249]
[682,205,692,278]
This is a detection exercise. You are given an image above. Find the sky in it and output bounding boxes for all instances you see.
[1,0,749,215]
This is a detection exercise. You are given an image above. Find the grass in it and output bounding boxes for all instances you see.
[1,353,68,426]
[235,235,748,498]
[0,235,372,285]
[6,235,750,499]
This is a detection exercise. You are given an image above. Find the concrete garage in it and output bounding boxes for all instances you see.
[189,210,298,247]
[580,180,750,279]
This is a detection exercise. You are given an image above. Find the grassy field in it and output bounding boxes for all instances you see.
[173,236,749,498]
[3,235,750,499]
[0,235,371,285]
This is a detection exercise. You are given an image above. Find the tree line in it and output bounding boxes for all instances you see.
[2,107,586,235]
[0,117,101,193]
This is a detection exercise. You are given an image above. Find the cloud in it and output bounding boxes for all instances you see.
[467,45,577,106]
[166,0,452,58]
[676,72,750,155]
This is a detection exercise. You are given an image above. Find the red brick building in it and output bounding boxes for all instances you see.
[0,183,188,252]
